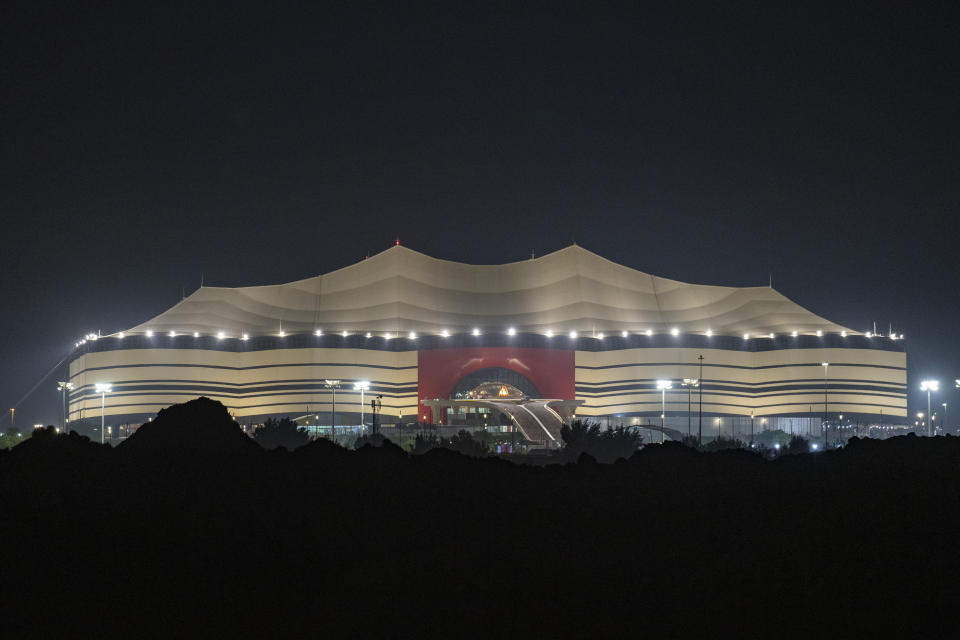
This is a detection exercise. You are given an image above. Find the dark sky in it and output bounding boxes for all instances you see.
[2,2,958,428]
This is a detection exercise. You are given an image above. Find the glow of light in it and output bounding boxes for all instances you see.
[743,333,749,340]
[774,443,781,450]
[341,330,348,337]
[656,379,672,390]
[94,383,112,394]
[920,380,940,392]
[217,331,224,339]
[841,331,847,337]
[385,332,393,340]
[507,327,516,336]
[670,327,679,336]
[242,333,249,341]
[168,331,176,337]
[645,329,653,336]
[365,332,372,338]
[811,443,819,450]
[822,362,829,367]
[408,331,417,339]
[279,331,286,338]
[569,330,578,339]
[354,380,370,391]
[117,332,125,339]
[441,329,449,337]
[545,329,554,338]
[816,330,823,337]
[194,332,199,338]
[791,330,798,337]
[706,329,713,337]
[472,328,481,336]
[865,331,872,338]
[768,333,774,338]
[597,332,605,339]
[621,330,628,337]
[314,329,322,336]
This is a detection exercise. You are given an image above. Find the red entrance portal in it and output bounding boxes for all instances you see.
[417,347,576,424]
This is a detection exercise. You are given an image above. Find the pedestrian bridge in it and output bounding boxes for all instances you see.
[420,398,582,448]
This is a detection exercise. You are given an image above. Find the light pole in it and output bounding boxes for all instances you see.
[354,380,369,434]
[656,380,672,444]
[920,380,939,437]
[750,411,755,446]
[682,378,699,438]
[325,379,341,441]
[57,381,74,432]
[943,403,948,434]
[94,383,112,445]
[698,355,704,446]
[821,363,829,447]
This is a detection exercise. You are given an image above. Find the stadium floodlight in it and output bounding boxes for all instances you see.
[341,330,348,337]
[117,332,125,339]
[217,331,224,339]
[354,380,370,432]
[507,327,516,336]
[670,327,679,336]
[193,332,199,338]
[365,332,372,338]
[768,333,775,338]
[865,331,872,338]
[441,329,449,337]
[384,332,393,340]
[656,380,672,444]
[545,329,554,338]
[408,331,417,339]
[921,380,939,437]
[146,330,154,337]
[705,329,713,337]
[94,383,112,445]
[743,333,749,340]
[168,330,176,337]
[472,328,480,336]
[242,333,249,341]
[621,330,628,337]
[325,380,341,440]
[816,330,823,337]
[597,333,605,340]
[645,329,653,337]
[841,331,847,337]
[569,330,577,339]
[314,329,323,336]
[791,330,798,337]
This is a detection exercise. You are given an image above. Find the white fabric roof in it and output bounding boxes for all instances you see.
[125,245,854,337]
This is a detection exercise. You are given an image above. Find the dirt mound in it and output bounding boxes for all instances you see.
[119,397,260,455]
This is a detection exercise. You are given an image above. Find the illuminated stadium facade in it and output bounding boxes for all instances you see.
[67,245,907,443]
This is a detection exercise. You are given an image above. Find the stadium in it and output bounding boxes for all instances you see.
[67,244,907,445]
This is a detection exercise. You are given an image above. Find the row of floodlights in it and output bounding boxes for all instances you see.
[75,327,904,347]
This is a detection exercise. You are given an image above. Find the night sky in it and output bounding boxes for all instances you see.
[2,2,958,428]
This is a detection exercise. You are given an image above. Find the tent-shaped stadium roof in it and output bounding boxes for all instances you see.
[124,245,854,338]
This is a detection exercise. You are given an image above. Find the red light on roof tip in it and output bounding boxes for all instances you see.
[395,237,400,246]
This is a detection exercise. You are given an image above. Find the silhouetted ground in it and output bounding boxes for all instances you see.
[1,398,957,637]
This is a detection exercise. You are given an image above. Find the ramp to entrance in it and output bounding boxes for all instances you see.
[420,398,583,448]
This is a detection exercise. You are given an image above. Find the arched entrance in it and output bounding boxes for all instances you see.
[450,367,542,400]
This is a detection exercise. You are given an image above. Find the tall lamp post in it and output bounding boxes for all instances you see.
[57,381,74,432]
[656,380,672,444]
[325,379,341,441]
[920,380,939,437]
[354,380,370,434]
[698,355,704,446]
[682,378,699,438]
[943,403,948,435]
[94,383,112,445]
[821,363,829,447]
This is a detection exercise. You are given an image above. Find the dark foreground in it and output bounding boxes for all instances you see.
[2,399,958,638]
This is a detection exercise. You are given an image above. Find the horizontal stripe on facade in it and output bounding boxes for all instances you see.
[575,382,906,396]
[580,399,907,411]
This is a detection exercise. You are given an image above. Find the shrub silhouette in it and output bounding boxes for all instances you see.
[253,417,311,450]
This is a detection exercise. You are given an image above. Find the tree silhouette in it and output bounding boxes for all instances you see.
[559,420,644,463]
